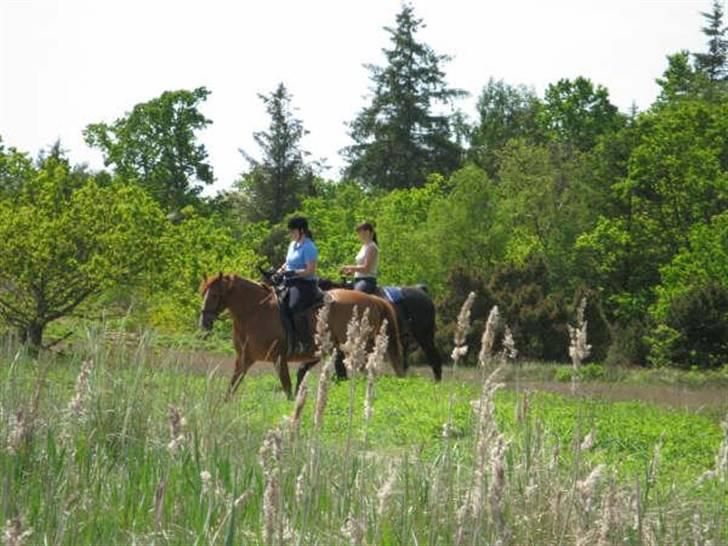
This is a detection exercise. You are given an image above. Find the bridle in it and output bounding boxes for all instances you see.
[201,287,227,325]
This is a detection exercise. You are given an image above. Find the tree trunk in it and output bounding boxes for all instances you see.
[24,323,44,356]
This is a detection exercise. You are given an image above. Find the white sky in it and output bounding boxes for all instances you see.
[0,0,712,194]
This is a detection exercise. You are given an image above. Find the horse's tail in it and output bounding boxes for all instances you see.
[378,299,405,377]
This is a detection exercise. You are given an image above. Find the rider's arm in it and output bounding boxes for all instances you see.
[342,245,377,274]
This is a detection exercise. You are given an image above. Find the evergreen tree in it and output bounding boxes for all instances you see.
[235,83,314,224]
[656,51,704,103]
[343,3,465,190]
[694,0,727,81]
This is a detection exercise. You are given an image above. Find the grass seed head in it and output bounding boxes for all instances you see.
[451,292,476,364]
[580,429,596,451]
[260,427,283,545]
[167,405,186,455]
[2,517,32,546]
[289,373,309,435]
[502,326,518,361]
[66,360,93,419]
[315,301,334,356]
[342,307,371,374]
[569,299,591,375]
[314,354,335,430]
[488,435,508,543]
[6,409,26,455]
[478,305,500,367]
[577,464,606,515]
[376,465,397,520]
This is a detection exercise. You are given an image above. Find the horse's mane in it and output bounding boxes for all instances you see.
[200,274,272,295]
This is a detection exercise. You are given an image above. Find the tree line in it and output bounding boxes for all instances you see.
[1,2,726,368]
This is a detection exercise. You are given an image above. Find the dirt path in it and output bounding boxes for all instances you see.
[162,349,727,413]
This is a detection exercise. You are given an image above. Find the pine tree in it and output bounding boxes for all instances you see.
[236,83,314,224]
[343,3,465,190]
[694,0,727,81]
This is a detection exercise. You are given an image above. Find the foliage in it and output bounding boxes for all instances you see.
[539,76,624,151]
[656,51,709,104]
[647,283,728,369]
[469,79,543,177]
[343,3,465,190]
[235,83,315,224]
[0,136,34,198]
[84,87,214,212]
[654,210,728,319]
[145,210,264,333]
[693,0,728,82]
[0,155,166,349]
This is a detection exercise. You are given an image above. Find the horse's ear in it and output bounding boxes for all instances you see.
[218,271,224,280]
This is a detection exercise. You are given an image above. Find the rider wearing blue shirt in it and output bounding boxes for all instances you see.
[278,216,319,353]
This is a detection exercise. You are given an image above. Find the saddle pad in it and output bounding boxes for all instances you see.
[381,286,403,304]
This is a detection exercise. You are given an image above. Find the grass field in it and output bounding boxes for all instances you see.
[1,326,726,545]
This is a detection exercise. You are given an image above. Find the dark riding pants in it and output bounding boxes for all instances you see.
[353,277,377,294]
[286,278,318,313]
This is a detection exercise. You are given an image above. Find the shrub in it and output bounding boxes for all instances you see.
[606,320,649,368]
[486,258,569,361]
[648,283,728,369]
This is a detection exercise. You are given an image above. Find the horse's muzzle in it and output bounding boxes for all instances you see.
[199,311,215,332]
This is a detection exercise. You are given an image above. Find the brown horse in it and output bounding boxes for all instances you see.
[199,273,404,399]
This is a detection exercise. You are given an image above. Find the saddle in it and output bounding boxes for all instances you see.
[264,270,326,356]
[378,286,404,304]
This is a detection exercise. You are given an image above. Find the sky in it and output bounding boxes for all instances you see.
[0,0,712,194]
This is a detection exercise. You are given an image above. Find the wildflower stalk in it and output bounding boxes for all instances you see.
[341,308,370,462]
[568,298,591,395]
[260,427,283,546]
[288,373,309,439]
[451,292,476,373]
[478,305,500,370]
[364,320,388,445]
[2,517,32,546]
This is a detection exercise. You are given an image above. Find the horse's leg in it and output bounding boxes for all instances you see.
[401,336,411,371]
[334,351,347,380]
[275,354,293,400]
[415,329,442,382]
[295,359,320,394]
[227,356,252,399]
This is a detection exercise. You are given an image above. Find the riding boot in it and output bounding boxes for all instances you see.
[280,311,296,357]
[293,312,314,354]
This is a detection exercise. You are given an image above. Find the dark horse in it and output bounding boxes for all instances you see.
[318,278,443,381]
[200,273,404,399]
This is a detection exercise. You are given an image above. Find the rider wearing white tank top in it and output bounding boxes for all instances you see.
[355,241,379,278]
[341,222,379,294]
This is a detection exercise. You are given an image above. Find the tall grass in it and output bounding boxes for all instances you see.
[0,313,726,545]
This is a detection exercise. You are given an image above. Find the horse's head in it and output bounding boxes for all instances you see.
[199,272,231,331]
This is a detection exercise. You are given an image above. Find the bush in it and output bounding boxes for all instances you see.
[486,258,569,361]
[606,320,649,368]
[648,283,728,369]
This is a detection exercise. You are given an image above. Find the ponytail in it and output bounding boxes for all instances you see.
[305,228,314,241]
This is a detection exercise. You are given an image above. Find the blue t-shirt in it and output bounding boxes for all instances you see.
[285,238,319,280]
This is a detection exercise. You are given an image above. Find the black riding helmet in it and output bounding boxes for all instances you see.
[287,216,309,231]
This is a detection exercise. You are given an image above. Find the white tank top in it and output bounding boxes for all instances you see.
[354,241,379,278]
